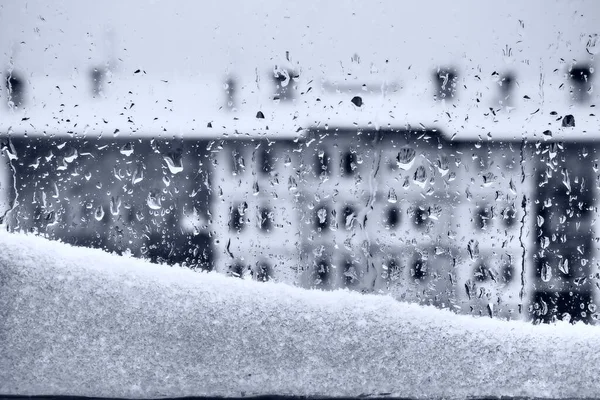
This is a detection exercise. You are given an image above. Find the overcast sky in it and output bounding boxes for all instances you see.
[1,0,598,81]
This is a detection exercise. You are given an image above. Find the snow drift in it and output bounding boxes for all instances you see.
[1,231,600,399]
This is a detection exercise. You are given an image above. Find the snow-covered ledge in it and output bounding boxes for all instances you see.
[0,231,598,399]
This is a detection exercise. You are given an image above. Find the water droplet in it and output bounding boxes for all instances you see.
[317,208,328,224]
[509,179,517,194]
[351,96,363,107]
[396,147,416,170]
[110,196,121,216]
[436,156,449,176]
[288,176,298,192]
[537,215,545,227]
[428,204,442,220]
[147,192,162,210]
[561,168,571,192]
[387,188,398,203]
[64,149,78,163]
[253,181,260,196]
[562,114,575,128]
[558,258,569,275]
[413,166,427,187]
[586,34,599,55]
[1,138,18,160]
[482,172,496,187]
[132,165,144,184]
[467,239,479,259]
[120,142,134,156]
[541,262,552,282]
[163,154,183,174]
[94,205,105,221]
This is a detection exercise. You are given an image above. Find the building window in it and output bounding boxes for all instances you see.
[259,207,273,232]
[503,206,517,228]
[315,150,331,177]
[411,258,427,281]
[474,207,492,230]
[314,205,330,232]
[386,206,400,229]
[258,148,273,175]
[224,77,237,110]
[5,71,25,108]
[568,64,593,103]
[90,67,105,98]
[229,203,246,232]
[231,147,245,175]
[341,205,356,230]
[343,258,359,287]
[342,151,356,176]
[272,67,297,101]
[313,259,330,287]
[501,260,514,284]
[412,206,427,229]
[253,261,272,282]
[385,258,401,281]
[228,262,246,278]
[473,260,492,282]
[433,67,458,101]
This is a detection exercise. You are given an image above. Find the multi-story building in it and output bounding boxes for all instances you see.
[1,1,599,324]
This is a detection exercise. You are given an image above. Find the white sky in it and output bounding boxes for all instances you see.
[1,0,598,79]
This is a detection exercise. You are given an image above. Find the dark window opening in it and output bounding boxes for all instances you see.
[315,151,331,176]
[259,207,273,232]
[503,207,517,227]
[272,68,297,101]
[342,151,356,176]
[313,259,330,287]
[259,148,273,175]
[474,207,492,230]
[412,206,427,229]
[314,206,330,232]
[499,72,515,97]
[5,71,25,108]
[473,261,493,282]
[90,67,104,97]
[532,290,592,324]
[231,147,245,175]
[341,205,356,230]
[228,262,246,278]
[386,206,400,229]
[253,262,272,282]
[224,77,237,110]
[385,258,401,281]
[433,68,458,101]
[127,207,136,223]
[229,203,245,232]
[501,261,514,283]
[411,258,427,281]
[343,259,359,287]
[568,64,593,103]
[497,72,516,107]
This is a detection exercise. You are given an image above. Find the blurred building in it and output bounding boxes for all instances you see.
[0,0,599,323]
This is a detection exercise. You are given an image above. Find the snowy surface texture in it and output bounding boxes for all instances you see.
[1,231,600,399]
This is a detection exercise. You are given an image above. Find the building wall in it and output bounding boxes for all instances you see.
[1,131,597,323]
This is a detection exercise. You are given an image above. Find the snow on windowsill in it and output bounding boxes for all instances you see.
[0,231,599,399]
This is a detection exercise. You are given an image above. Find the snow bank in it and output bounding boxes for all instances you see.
[1,231,599,399]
